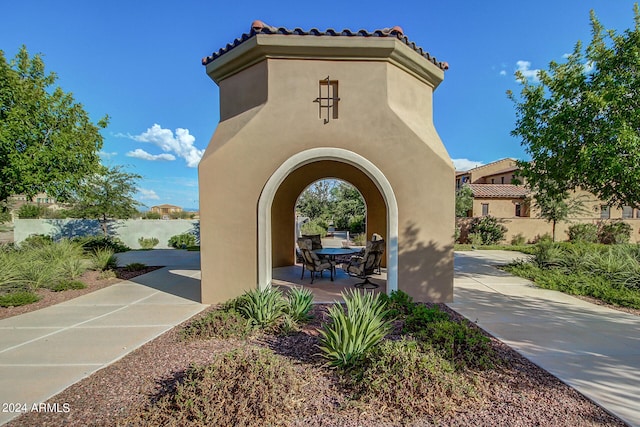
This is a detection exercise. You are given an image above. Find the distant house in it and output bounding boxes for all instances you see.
[457,158,640,242]
[150,204,183,216]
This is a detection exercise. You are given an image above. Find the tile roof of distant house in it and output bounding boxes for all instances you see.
[202,20,449,70]
[469,184,530,198]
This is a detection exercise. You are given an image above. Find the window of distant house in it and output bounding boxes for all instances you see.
[515,203,522,217]
[501,177,505,184]
[491,178,495,184]
[482,203,489,216]
[600,205,610,219]
[622,206,633,219]
[456,179,460,189]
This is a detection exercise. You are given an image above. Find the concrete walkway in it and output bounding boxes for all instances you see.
[0,250,207,426]
[449,250,640,427]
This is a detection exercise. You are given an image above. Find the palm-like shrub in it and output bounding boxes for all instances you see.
[91,248,117,271]
[318,289,392,368]
[285,287,314,323]
[236,287,287,329]
[138,237,159,250]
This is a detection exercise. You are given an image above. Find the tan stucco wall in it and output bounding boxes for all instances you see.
[200,35,453,304]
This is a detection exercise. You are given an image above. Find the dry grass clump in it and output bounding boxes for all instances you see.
[344,338,481,422]
[127,347,306,427]
[180,308,250,340]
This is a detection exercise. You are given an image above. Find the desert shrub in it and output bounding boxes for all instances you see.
[318,289,391,368]
[468,216,507,245]
[0,251,25,292]
[168,233,196,249]
[235,287,287,329]
[379,289,415,319]
[141,211,161,219]
[403,304,450,333]
[284,287,314,323]
[91,248,117,271]
[0,210,11,223]
[510,233,526,246]
[138,236,159,250]
[98,269,117,280]
[47,280,86,292]
[181,309,250,340]
[567,223,599,243]
[58,256,89,280]
[300,219,327,238]
[598,221,632,244]
[533,239,564,268]
[130,348,305,426]
[346,339,479,420]
[125,262,147,272]
[0,291,41,307]
[74,235,130,253]
[467,232,483,247]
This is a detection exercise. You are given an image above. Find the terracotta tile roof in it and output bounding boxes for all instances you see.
[202,20,449,70]
[469,184,530,198]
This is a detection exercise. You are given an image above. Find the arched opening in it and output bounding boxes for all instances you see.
[257,147,398,295]
[295,178,367,245]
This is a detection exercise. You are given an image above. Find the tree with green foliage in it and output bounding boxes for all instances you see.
[73,166,142,236]
[0,46,108,204]
[331,181,366,230]
[533,192,590,241]
[296,180,334,220]
[508,5,640,209]
[455,185,473,217]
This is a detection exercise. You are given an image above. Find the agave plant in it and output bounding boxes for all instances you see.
[284,287,314,323]
[318,289,392,369]
[236,287,287,329]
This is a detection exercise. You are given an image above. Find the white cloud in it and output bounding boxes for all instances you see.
[126,148,176,162]
[516,60,540,82]
[138,188,160,200]
[99,151,118,159]
[499,70,507,76]
[452,158,483,171]
[131,124,204,168]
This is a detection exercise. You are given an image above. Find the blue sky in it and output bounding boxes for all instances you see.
[2,1,637,210]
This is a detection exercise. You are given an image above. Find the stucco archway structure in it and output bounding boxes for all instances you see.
[199,21,454,304]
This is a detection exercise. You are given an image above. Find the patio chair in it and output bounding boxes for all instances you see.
[301,233,322,250]
[297,238,334,284]
[344,238,385,289]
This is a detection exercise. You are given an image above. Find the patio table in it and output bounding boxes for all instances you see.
[313,247,362,276]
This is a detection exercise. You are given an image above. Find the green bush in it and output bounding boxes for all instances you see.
[168,233,196,249]
[318,289,391,369]
[346,339,479,419]
[379,289,415,319]
[137,236,159,250]
[130,348,305,426]
[348,214,366,234]
[141,211,161,219]
[598,221,632,244]
[73,235,130,253]
[468,216,507,245]
[21,234,53,248]
[235,287,287,329]
[351,233,366,246]
[403,304,450,333]
[0,291,41,307]
[16,204,45,219]
[414,320,494,370]
[510,233,526,246]
[300,219,327,238]
[48,280,86,292]
[0,210,11,224]
[181,309,250,340]
[567,223,599,243]
[284,287,314,323]
[125,262,147,272]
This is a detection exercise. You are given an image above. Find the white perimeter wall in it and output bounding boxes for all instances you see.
[14,219,199,249]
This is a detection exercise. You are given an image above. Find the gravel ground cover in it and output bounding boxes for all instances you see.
[6,303,630,427]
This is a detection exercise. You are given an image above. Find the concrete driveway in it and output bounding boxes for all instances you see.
[449,250,640,427]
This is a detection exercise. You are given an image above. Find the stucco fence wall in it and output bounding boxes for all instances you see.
[457,217,640,244]
[14,219,199,249]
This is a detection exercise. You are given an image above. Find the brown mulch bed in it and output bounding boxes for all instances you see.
[7,304,629,427]
[0,266,163,320]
